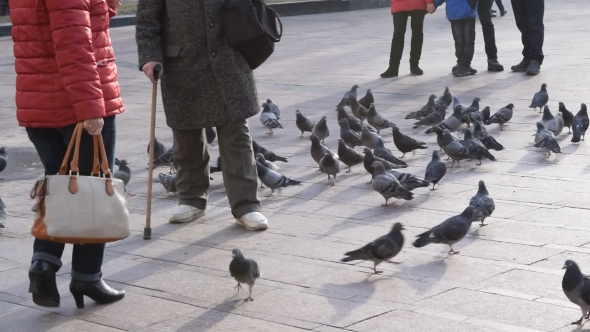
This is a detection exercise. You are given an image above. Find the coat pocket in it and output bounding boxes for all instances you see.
[164,44,182,58]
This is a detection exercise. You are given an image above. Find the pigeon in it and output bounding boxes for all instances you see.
[264,99,281,119]
[229,248,260,302]
[339,119,364,148]
[442,130,470,168]
[252,140,288,162]
[115,157,120,166]
[206,127,217,145]
[210,156,222,174]
[147,136,166,158]
[295,110,315,138]
[406,94,437,120]
[440,105,464,132]
[358,89,374,110]
[412,206,476,255]
[361,125,383,149]
[469,180,495,226]
[465,105,488,127]
[256,153,279,172]
[534,122,561,158]
[392,127,427,158]
[424,151,447,190]
[256,161,301,197]
[363,148,407,183]
[562,260,590,325]
[485,103,514,130]
[319,152,340,186]
[336,105,366,133]
[572,104,590,143]
[341,222,405,274]
[310,134,338,165]
[558,102,574,134]
[452,95,463,111]
[461,97,481,127]
[472,121,504,151]
[0,197,6,228]
[0,147,6,177]
[529,83,549,113]
[413,104,446,128]
[389,170,430,191]
[312,116,329,144]
[113,159,134,196]
[371,161,413,205]
[430,126,447,151]
[337,139,364,172]
[435,87,452,108]
[541,105,564,135]
[367,104,396,134]
[463,130,495,165]
[338,84,359,107]
[260,103,283,135]
[373,139,407,167]
[349,95,369,122]
[158,173,177,197]
[154,147,176,173]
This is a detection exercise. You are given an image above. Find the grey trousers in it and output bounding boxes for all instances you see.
[171,109,261,218]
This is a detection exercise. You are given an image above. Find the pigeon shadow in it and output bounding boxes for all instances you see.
[404,258,448,294]
[175,298,243,332]
[318,275,377,325]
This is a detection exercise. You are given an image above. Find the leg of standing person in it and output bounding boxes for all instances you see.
[495,0,506,15]
[462,19,477,75]
[510,0,531,71]
[525,0,544,75]
[216,107,264,230]
[451,20,467,76]
[382,11,409,78]
[478,0,504,71]
[409,10,426,75]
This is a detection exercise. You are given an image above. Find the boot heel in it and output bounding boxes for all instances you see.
[71,290,85,309]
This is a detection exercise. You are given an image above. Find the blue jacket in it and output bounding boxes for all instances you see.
[434,0,478,21]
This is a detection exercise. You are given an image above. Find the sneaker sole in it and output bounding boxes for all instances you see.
[169,211,206,224]
[235,218,268,231]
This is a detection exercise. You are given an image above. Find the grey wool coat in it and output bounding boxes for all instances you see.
[135,0,260,130]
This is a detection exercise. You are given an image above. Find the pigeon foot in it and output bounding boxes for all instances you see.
[448,248,460,255]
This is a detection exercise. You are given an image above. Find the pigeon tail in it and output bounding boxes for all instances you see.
[341,249,367,262]
[412,230,434,248]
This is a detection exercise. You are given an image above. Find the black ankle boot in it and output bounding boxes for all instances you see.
[410,64,423,75]
[70,278,125,309]
[380,67,399,78]
[29,260,60,307]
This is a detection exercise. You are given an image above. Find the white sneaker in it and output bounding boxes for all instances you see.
[236,212,268,231]
[169,205,205,223]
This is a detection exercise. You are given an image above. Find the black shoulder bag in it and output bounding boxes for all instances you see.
[220,0,283,70]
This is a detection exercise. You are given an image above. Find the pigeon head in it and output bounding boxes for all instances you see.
[391,126,401,136]
[340,118,351,130]
[255,153,266,163]
[558,102,565,109]
[337,139,346,147]
[477,180,489,195]
[453,105,463,115]
[505,103,515,110]
[541,83,547,90]
[563,260,580,271]
[295,110,301,116]
[309,134,320,143]
[542,106,554,120]
[431,150,440,161]
[266,99,273,104]
[562,260,584,292]
[232,248,243,258]
[429,94,437,102]
[323,152,334,161]
[471,97,481,106]
[368,104,376,114]
[0,147,6,156]
[474,121,483,132]
[461,206,476,219]
[441,131,455,146]
[117,159,129,167]
[319,116,327,122]
[371,161,386,174]
[580,103,588,116]
[536,122,546,132]
[351,84,359,92]
[363,148,373,157]
[391,222,405,232]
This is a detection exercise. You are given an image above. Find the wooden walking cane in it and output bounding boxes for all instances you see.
[144,64,161,240]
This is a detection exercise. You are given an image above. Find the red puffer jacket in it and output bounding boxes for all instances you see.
[10,0,124,128]
[391,0,433,13]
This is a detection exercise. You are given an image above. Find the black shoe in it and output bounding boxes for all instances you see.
[29,260,60,307]
[453,67,470,77]
[452,63,459,73]
[468,67,477,74]
[491,9,497,13]
[380,67,399,78]
[491,13,497,17]
[70,279,125,309]
[511,59,530,72]
[410,64,423,75]
[487,59,504,71]
[500,10,508,16]
[526,60,541,75]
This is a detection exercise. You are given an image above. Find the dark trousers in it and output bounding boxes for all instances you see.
[511,0,544,63]
[478,0,498,60]
[450,19,476,68]
[388,10,426,68]
[490,0,505,12]
[26,116,116,280]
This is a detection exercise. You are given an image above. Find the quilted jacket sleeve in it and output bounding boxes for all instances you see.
[135,0,165,71]
[46,0,106,122]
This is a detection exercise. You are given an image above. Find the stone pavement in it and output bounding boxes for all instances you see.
[2,1,590,331]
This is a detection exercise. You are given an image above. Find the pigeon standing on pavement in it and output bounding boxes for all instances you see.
[339,119,364,148]
[388,170,430,191]
[373,140,407,167]
[412,206,476,255]
[361,125,383,149]
[541,105,564,135]
[406,94,437,120]
[229,249,260,302]
[338,84,359,107]
[463,131,495,165]
[264,99,281,119]
[341,223,405,274]
[319,152,340,186]
[147,136,166,159]
[572,104,590,143]
[206,127,217,145]
[442,130,470,168]
[0,147,7,178]
[337,139,364,172]
[0,197,6,228]
[469,180,495,226]
[392,127,427,158]
[158,173,177,197]
[210,156,222,174]
[424,151,447,190]
[256,153,279,171]
[413,104,446,129]
[256,161,301,197]
[529,83,549,113]
[435,87,452,108]
[336,105,366,133]
[349,96,369,122]
[312,116,329,144]
[310,134,338,165]
[438,105,464,132]
[260,103,283,135]
[465,105,487,127]
[113,159,134,196]
[535,122,562,158]
[452,95,463,111]
[485,104,514,130]
[472,121,504,151]
[253,140,288,162]
[295,110,315,138]
[371,161,413,205]
[367,104,396,134]
[461,97,481,127]
[562,260,590,325]
[558,102,574,134]
[359,89,374,110]
[363,148,408,183]
[154,148,176,173]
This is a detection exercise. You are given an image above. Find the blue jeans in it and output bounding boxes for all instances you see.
[26,116,116,281]
[450,19,476,68]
